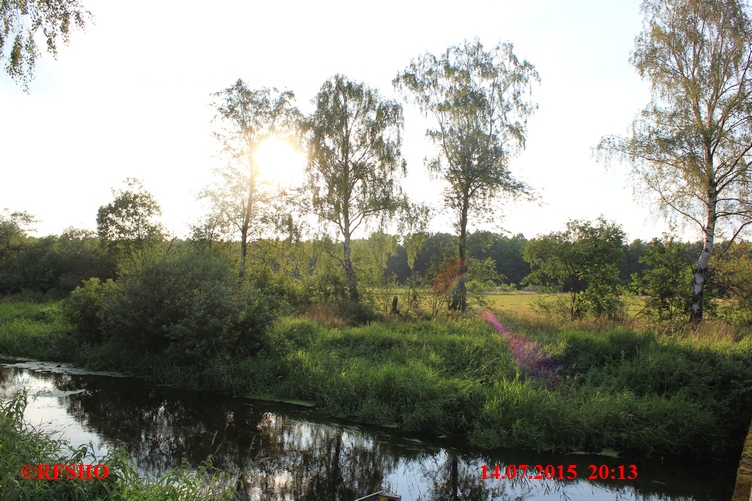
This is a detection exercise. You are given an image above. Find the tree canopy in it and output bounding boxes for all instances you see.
[523,218,626,320]
[395,39,539,311]
[96,178,164,263]
[1,0,91,90]
[200,79,300,279]
[597,0,752,322]
[305,74,406,303]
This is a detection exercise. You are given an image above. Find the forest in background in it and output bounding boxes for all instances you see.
[4,200,752,326]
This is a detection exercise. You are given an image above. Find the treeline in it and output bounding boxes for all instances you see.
[4,202,752,327]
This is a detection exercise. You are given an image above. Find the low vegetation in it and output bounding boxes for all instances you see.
[2,293,750,462]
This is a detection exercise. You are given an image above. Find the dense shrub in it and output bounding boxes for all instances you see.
[633,238,693,322]
[523,218,626,320]
[99,249,286,363]
[0,225,116,295]
[62,277,115,339]
[713,241,752,325]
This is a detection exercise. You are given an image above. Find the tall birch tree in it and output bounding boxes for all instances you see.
[597,0,752,323]
[305,74,406,303]
[202,79,299,279]
[395,39,539,311]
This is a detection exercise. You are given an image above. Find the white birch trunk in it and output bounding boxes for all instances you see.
[691,188,718,324]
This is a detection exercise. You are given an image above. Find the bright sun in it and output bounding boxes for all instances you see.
[253,136,307,186]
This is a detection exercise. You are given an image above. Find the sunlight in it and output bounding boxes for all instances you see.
[253,136,307,186]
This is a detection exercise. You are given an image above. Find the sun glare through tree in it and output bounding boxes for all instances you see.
[253,136,307,186]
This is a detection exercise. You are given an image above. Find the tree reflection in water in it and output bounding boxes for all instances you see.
[0,364,736,501]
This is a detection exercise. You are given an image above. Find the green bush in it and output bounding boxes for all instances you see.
[632,238,693,322]
[100,249,286,363]
[713,241,752,325]
[62,277,115,339]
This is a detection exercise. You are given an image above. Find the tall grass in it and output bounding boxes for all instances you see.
[1,294,751,461]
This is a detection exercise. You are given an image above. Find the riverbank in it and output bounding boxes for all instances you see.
[2,294,751,462]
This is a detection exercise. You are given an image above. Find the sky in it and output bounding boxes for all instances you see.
[0,0,688,243]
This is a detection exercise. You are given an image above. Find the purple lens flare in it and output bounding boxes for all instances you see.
[481,309,558,381]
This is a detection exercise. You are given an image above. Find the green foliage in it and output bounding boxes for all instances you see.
[597,0,752,322]
[305,74,407,303]
[2,295,752,460]
[63,277,115,339]
[99,248,285,363]
[465,257,502,292]
[620,238,649,282]
[40,228,116,292]
[0,223,115,294]
[294,238,349,304]
[713,240,752,324]
[0,0,91,91]
[0,210,36,292]
[353,231,398,288]
[633,237,693,321]
[97,178,165,265]
[0,209,36,259]
[523,218,626,320]
[200,79,300,279]
[0,296,75,360]
[395,39,539,311]
[384,231,531,290]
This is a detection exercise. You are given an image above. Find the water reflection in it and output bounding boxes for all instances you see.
[0,362,734,500]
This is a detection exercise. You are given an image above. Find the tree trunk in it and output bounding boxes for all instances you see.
[239,167,255,280]
[239,228,247,279]
[690,187,717,324]
[452,197,469,312]
[343,231,359,303]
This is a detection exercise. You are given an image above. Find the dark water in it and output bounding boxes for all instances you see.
[0,360,736,500]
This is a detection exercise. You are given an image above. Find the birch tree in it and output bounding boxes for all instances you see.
[305,74,406,303]
[395,39,539,311]
[202,79,299,279]
[597,0,752,323]
[1,0,91,90]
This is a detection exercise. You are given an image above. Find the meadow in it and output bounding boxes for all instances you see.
[1,292,751,463]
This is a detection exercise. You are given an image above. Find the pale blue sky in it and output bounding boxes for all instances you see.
[1,0,686,242]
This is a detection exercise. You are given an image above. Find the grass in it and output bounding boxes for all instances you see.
[1,293,751,462]
[480,291,546,313]
[481,291,649,319]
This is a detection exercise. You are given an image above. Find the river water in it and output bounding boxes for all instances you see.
[0,360,735,500]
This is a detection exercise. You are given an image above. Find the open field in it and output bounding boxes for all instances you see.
[1,293,751,462]
[480,291,649,319]
[480,291,543,313]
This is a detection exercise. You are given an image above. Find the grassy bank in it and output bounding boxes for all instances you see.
[1,294,751,461]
